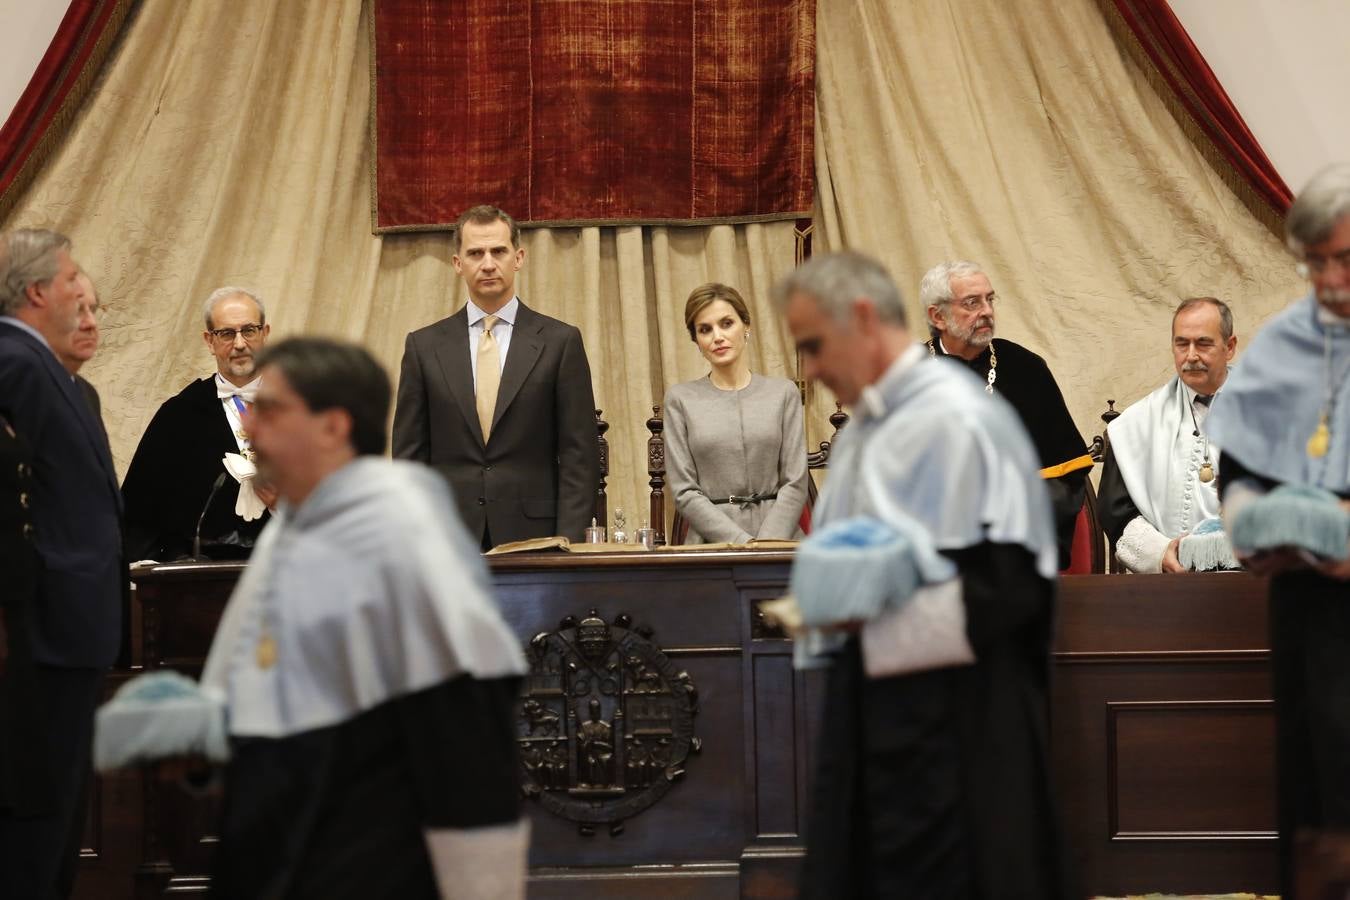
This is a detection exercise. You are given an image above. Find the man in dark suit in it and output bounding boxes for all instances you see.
[394,205,600,548]
[54,269,104,422]
[0,229,124,899]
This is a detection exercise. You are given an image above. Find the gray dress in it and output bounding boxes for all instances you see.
[662,374,809,544]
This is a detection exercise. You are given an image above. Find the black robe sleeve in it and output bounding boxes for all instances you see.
[1097,444,1141,546]
[1009,348,1088,569]
[1215,450,1282,499]
[121,399,196,560]
[395,674,524,829]
[800,541,1071,900]
[213,675,523,900]
[942,541,1055,661]
[946,341,1088,569]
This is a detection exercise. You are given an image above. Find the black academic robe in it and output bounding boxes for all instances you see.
[930,338,1087,568]
[122,376,268,560]
[211,674,522,899]
[1219,451,1350,900]
[1097,444,1136,546]
[800,541,1072,900]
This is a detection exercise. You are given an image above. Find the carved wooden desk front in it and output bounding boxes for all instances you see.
[71,560,1276,899]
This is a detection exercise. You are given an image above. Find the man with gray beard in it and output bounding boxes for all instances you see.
[122,286,276,560]
[921,261,1089,569]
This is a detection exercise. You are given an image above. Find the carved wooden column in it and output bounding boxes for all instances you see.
[646,406,666,545]
[1092,399,1121,462]
[807,402,848,470]
[594,409,609,529]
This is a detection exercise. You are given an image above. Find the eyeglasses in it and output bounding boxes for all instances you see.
[954,293,996,312]
[1298,248,1350,278]
[209,323,264,344]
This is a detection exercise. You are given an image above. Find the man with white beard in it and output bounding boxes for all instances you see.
[921,261,1089,569]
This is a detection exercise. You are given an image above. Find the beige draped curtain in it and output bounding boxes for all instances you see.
[813,0,1303,444]
[2,0,1306,527]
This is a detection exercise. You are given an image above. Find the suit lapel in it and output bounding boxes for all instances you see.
[432,308,486,444]
[25,332,120,497]
[493,301,543,432]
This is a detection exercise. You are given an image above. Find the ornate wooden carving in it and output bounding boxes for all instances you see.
[1091,399,1121,463]
[594,409,609,529]
[806,403,848,470]
[519,610,701,836]
[646,406,666,545]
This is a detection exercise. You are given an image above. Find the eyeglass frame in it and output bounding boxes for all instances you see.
[1297,248,1350,279]
[950,292,997,313]
[207,323,265,344]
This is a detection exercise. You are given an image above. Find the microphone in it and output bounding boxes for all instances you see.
[192,472,231,560]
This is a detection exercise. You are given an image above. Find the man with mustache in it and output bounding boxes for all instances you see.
[121,286,275,560]
[1098,298,1237,572]
[921,261,1089,569]
[1206,163,1350,898]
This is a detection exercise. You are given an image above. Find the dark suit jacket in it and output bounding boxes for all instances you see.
[122,376,268,561]
[393,301,600,544]
[0,413,36,618]
[0,323,122,667]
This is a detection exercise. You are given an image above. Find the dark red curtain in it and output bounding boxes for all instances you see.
[0,0,134,224]
[372,0,815,233]
[1105,0,1291,225]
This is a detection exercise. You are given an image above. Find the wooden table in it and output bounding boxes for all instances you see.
[71,555,1275,898]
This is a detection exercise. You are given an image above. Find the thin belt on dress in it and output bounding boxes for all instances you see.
[710,492,778,508]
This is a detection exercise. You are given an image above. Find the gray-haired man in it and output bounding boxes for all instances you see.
[0,228,122,899]
[1207,162,1350,898]
[782,251,1069,898]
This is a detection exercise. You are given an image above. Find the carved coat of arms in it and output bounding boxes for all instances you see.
[518,610,700,835]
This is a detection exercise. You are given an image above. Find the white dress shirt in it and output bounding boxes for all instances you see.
[216,373,262,454]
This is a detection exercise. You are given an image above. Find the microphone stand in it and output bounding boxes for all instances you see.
[192,472,231,560]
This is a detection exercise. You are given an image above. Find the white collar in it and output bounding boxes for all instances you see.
[216,372,263,402]
[466,296,520,327]
[857,342,925,422]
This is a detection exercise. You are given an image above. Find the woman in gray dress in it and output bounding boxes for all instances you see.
[663,283,809,544]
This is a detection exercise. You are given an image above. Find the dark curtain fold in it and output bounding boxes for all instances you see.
[0,0,135,224]
[1101,0,1292,233]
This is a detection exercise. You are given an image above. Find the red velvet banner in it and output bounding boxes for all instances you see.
[1104,0,1292,229]
[0,0,134,224]
[371,0,815,232]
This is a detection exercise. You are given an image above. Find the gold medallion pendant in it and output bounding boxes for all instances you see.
[1308,416,1331,459]
[256,634,278,669]
[1199,462,1214,484]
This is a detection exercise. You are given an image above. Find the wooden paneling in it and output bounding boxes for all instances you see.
[71,562,1281,899]
[1109,700,1276,836]
[751,654,799,838]
[1053,573,1278,897]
